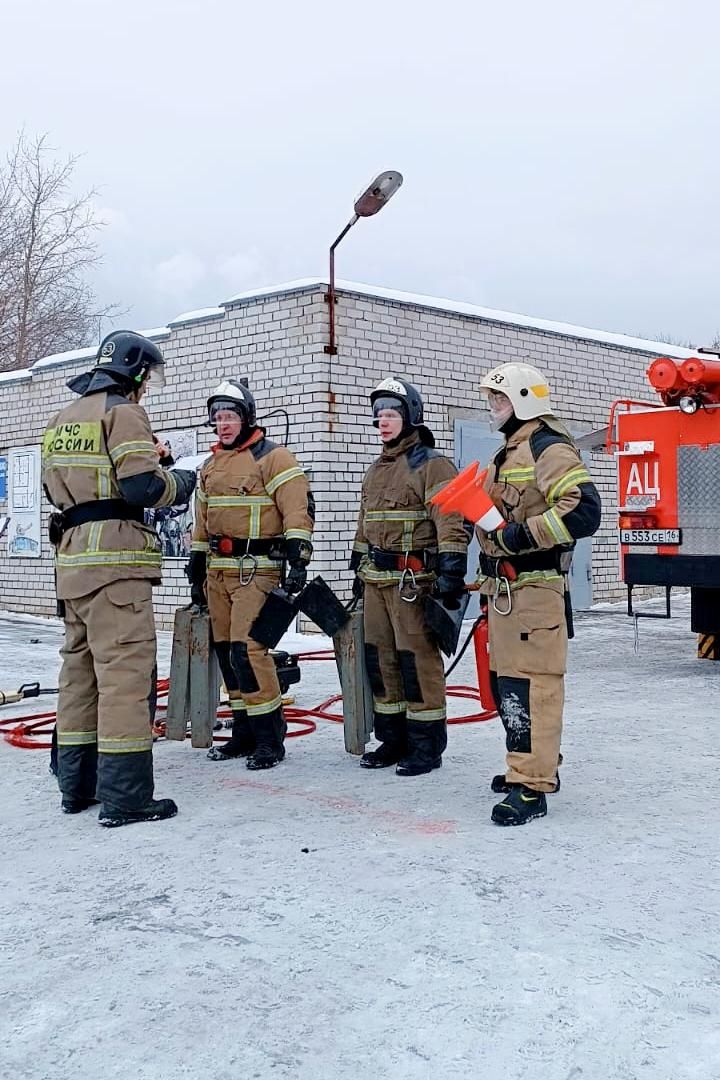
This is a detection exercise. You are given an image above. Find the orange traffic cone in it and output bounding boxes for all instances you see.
[430,464,505,530]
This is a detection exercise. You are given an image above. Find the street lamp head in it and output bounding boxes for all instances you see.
[353,170,403,218]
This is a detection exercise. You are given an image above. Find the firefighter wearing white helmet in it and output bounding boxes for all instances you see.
[187,377,314,770]
[475,361,601,826]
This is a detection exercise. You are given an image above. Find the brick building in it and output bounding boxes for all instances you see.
[0,278,692,628]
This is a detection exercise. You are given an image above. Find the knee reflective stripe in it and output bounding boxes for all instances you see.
[373,699,407,714]
[397,650,423,703]
[215,641,241,691]
[246,694,283,716]
[230,641,260,694]
[97,736,154,754]
[363,643,386,696]
[496,676,531,754]
[57,730,98,746]
[407,706,446,722]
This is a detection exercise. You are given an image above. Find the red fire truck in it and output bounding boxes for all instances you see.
[605,348,720,658]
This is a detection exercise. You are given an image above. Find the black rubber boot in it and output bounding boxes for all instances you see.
[360,742,404,769]
[395,719,446,777]
[491,784,547,826]
[61,797,99,814]
[360,711,407,769]
[57,743,98,805]
[97,750,177,827]
[246,708,286,770]
[99,798,178,828]
[207,710,255,761]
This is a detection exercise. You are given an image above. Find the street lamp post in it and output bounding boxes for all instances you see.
[324,170,403,355]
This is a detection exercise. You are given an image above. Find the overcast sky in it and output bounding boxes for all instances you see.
[3,0,718,345]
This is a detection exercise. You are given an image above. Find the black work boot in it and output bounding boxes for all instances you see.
[491,784,547,826]
[99,799,178,828]
[61,796,99,814]
[396,719,446,777]
[491,772,560,794]
[246,708,286,770]
[207,710,255,761]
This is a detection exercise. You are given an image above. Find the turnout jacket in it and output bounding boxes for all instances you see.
[191,431,314,573]
[42,391,182,599]
[353,431,470,585]
[478,416,601,594]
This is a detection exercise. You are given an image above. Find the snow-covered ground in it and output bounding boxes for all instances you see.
[1,598,718,1080]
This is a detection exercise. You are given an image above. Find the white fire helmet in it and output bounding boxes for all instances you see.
[479,362,552,421]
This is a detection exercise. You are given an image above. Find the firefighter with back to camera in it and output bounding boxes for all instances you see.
[42,331,197,827]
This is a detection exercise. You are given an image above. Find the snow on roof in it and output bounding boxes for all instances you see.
[0,367,32,384]
[17,277,697,379]
[30,327,171,372]
[167,306,224,328]
[222,277,698,359]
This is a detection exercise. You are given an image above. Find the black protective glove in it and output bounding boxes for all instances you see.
[488,521,537,555]
[285,563,307,595]
[433,552,467,610]
[186,550,207,607]
[284,537,312,595]
[352,575,365,600]
[172,468,197,506]
[433,574,466,609]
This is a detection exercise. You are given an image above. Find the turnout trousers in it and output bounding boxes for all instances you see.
[56,579,158,810]
[488,584,567,793]
[363,581,447,749]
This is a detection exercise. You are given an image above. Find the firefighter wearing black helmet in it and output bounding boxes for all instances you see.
[350,378,471,775]
[41,330,197,826]
[187,379,314,770]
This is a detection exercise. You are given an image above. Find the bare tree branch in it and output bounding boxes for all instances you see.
[0,132,122,371]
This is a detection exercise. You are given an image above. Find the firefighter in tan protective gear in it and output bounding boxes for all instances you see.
[476,362,601,826]
[42,331,197,826]
[187,379,314,770]
[350,378,471,776]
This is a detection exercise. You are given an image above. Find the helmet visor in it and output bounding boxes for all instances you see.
[146,363,166,388]
[372,396,405,418]
[209,399,246,425]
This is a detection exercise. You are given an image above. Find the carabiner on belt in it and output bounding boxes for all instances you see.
[399,552,419,603]
[239,540,258,586]
[492,574,512,616]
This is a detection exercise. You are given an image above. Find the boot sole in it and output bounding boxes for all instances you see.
[207,749,251,761]
[491,806,547,827]
[359,758,399,769]
[396,759,442,777]
[61,800,98,814]
[246,755,285,771]
[99,808,178,828]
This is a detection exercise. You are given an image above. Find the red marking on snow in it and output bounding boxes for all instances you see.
[219,777,457,834]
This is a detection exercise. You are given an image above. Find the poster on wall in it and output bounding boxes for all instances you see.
[145,428,202,559]
[8,446,42,557]
[0,455,7,502]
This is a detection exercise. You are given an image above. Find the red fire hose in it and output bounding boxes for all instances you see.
[1,624,496,750]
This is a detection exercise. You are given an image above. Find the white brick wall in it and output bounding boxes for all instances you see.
[0,281,672,628]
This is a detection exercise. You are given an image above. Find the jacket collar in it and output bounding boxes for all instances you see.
[379,430,421,461]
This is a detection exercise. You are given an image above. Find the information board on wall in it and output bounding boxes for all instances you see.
[8,446,42,558]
